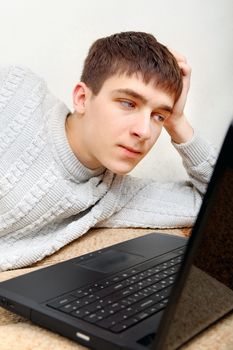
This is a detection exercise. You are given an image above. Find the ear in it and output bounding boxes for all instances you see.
[72,82,90,114]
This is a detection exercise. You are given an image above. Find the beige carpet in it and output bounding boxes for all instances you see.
[0,227,233,350]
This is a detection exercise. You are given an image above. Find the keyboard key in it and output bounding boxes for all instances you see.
[71,308,91,318]
[47,294,76,309]
[98,318,117,329]
[59,302,78,313]
[84,313,100,323]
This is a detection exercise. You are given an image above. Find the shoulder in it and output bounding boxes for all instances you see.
[0,64,42,78]
[0,65,47,92]
[0,65,50,116]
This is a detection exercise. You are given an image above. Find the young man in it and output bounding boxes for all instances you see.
[0,32,216,271]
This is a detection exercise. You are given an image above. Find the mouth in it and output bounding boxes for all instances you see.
[118,145,142,158]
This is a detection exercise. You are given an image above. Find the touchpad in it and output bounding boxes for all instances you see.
[77,249,144,274]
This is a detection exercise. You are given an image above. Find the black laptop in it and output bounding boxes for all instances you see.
[0,120,233,350]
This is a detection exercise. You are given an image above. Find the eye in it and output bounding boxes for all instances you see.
[152,114,166,123]
[119,100,135,109]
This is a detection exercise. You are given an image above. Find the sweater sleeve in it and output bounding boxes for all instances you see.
[0,66,10,85]
[0,65,29,127]
[95,135,217,229]
[0,66,12,113]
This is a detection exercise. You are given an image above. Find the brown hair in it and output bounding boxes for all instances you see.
[81,31,182,101]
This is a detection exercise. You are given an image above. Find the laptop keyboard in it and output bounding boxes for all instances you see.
[47,246,185,333]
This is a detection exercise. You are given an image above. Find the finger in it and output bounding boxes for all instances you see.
[168,48,187,63]
[177,61,192,77]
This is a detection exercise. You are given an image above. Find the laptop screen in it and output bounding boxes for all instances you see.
[154,122,233,349]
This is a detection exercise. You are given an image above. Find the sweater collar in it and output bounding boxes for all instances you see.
[49,101,105,182]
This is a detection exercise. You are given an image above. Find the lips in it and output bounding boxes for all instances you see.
[119,145,142,154]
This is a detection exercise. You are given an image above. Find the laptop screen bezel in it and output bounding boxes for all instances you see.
[152,119,233,350]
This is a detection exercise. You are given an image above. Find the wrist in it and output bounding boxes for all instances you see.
[165,116,194,144]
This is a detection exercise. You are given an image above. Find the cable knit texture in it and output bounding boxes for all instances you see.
[0,66,217,271]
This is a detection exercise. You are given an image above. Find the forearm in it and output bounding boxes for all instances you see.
[172,134,217,194]
[95,179,201,229]
[165,49,193,144]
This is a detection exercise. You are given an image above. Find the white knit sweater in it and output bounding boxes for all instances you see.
[0,66,217,271]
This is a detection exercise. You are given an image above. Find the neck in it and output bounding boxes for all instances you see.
[65,112,83,162]
[65,112,102,170]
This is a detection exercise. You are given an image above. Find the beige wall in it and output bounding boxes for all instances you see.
[1,0,232,180]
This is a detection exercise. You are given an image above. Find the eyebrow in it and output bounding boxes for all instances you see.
[112,88,173,113]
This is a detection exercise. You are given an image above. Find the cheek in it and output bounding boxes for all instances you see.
[96,110,126,135]
[147,126,162,149]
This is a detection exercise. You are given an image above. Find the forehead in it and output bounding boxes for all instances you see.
[98,73,175,107]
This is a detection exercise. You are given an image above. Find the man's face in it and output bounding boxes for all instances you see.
[70,74,175,175]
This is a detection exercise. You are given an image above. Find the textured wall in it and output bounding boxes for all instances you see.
[1,0,232,180]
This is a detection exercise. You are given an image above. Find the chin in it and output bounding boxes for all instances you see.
[112,170,130,176]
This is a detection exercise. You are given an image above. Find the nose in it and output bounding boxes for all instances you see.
[131,113,151,140]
